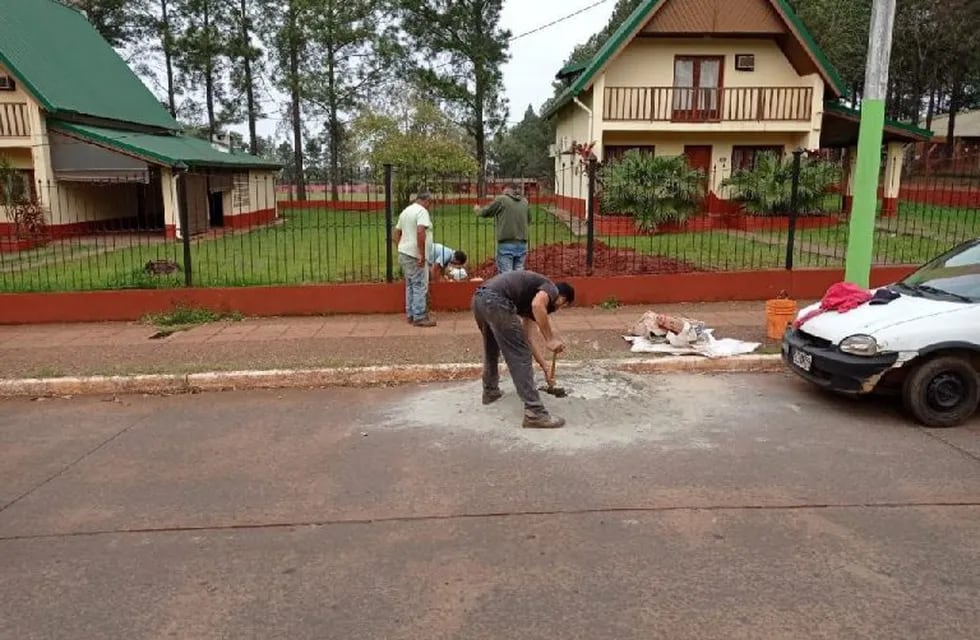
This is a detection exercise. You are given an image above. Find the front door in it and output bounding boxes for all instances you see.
[672,56,723,122]
[684,145,713,204]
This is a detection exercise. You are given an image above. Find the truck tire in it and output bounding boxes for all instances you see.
[902,356,980,428]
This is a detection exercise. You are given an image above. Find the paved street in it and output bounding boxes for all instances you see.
[1,372,979,639]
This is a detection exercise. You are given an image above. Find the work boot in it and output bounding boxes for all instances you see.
[413,316,437,327]
[482,389,503,405]
[522,413,565,429]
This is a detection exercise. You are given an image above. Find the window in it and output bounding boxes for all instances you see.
[732,146,783,171]
[0,75,15,91]
[604,145,654,164]
[0,169,34,204]
[672,56,723,121]
[232,173,250,210]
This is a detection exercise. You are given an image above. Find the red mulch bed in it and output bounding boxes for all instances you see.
[469,241,699,279]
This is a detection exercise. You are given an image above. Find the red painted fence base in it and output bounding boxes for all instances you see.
[0,266,916,324]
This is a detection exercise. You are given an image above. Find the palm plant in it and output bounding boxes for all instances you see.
[600,151,705,232]
[722,152,841,216]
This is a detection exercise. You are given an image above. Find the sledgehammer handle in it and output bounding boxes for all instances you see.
[549,351,557,383]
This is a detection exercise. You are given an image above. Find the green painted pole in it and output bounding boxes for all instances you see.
[844,0,896,287]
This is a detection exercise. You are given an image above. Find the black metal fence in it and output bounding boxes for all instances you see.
[1,156,978,293]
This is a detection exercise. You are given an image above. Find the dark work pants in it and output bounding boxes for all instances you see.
[471,288,547,417]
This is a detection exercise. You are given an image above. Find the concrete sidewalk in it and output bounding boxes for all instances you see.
[0,302,771,380]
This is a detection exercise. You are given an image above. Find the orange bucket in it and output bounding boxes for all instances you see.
[765,298,798,340]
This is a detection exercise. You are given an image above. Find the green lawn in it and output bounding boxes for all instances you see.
[897,201,980,241]
[796,202,979,268]
[3,201,976,293]
[0,205,573,292]
[602,232,787,271]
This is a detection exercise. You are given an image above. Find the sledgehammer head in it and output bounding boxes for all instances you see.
[539,385,569,398]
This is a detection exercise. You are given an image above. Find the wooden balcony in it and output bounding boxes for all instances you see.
[0,102,30,137]
[603,86,813,123]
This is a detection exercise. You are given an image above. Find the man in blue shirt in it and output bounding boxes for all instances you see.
[429,243,468,281]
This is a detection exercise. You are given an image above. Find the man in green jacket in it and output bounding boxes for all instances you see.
[475,183,531,273]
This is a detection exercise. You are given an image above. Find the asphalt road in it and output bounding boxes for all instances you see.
[1,371,979,639]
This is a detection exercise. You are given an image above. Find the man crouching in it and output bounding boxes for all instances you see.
[471,270,575,429]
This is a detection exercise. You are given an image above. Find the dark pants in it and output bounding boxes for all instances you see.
[471,288,547,417]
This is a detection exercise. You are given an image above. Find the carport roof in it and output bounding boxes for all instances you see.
[49,121,281,171]
[820,103,932,148]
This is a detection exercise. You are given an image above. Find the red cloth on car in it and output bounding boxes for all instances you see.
[793,282,872,329]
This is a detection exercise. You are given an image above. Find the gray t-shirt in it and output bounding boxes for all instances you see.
[483,271,559,318]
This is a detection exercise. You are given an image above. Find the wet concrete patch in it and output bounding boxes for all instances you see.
[381,366,738,452]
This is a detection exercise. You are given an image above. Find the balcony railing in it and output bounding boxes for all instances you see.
[603,86,813,123]
[0,102,30,137]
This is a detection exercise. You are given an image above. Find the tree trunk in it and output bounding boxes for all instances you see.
[161,0,176,117]
[328,49,340,202]
[240,0,258,155]
[203,0,216,142]
[474,74,487,198]
[946,74,963,159]
[925,86,936,130]
[288,2,305,201]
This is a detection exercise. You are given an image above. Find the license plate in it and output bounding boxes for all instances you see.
[791,349,813,372]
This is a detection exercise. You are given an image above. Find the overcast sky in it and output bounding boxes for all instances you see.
[499,0,614,119]
[231,0,615,141]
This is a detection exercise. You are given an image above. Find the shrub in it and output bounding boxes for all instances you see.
[722,153,841,216]
[600,152,705,232]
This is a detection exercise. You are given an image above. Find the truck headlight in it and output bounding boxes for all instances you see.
[839,334,879,356]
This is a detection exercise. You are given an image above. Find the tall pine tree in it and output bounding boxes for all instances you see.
[305,0,398,199]
[174,0,234,140]
[398,0,510,195]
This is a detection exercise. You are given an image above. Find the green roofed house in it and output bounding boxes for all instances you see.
[543,0,932,217]
[0,0,279,241]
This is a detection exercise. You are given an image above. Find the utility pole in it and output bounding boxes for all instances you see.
[844,0,896,286]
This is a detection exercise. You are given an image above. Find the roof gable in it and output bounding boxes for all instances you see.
[642,0,785,35]
[544,0,845,118]
[0,0,179,131]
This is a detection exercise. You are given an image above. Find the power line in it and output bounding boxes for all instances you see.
[509,0,614,42]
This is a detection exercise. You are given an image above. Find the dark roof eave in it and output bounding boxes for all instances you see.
[823,103,933,142]
[50,122,282,171]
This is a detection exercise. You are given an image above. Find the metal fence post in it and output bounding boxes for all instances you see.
[785,148,803,271]
[176,168,193,286]
[586,157,597,276]
[384,164,394,283]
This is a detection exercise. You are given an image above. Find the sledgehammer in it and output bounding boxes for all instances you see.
[539,351,568,398]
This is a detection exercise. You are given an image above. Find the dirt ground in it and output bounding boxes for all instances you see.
[470,241,699,278]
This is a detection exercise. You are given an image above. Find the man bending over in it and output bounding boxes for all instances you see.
[471,270,575,429]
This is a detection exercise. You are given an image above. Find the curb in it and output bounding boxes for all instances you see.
[0,355,784,398]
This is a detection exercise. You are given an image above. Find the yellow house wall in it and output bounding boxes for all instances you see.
[602,130,809,195]
[553,89,594,199]
[599,37,824,141]
[47,182,141,226]
[604,38,807,88]
[244,170,278,215]
[0,63,59,220]
[0,63,38,146]
[162,168,179,229]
